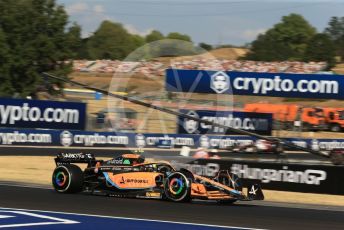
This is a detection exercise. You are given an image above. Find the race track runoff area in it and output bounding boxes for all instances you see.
[0,184,343,230]
[0,208,245,230]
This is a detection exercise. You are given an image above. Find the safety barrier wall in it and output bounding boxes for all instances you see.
[1,128,344,151]
[0,98,86,130]
[171,158,344,195]
[1,128,343,194]
[178,109,273,135]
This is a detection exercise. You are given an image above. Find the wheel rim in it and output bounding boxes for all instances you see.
[165,173,190,201]
[52,167,71,192]
[169,178,184,195]
[55,171,67,187]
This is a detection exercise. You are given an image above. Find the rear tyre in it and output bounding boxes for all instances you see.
[52,164,83,193]
[164,172,191,202]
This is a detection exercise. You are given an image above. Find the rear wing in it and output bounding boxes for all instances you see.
[55,152,100,167]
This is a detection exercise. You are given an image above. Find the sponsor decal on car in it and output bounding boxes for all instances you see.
[107,158,132,165]
[60,153,93,159]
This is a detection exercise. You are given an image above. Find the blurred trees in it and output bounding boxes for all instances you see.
[87,21,142,60]
[2,0,343,99]
[86,25,197,59]
[304,33,336,68]
[199,42,213,51]
[166,32,192,42]
[65,23,83,59]
[245,14,340,68]
[325,16,344,60]
[0,0,78,97]
[0,28,12,97]
[245,14,316,61]
[145,30,164,43]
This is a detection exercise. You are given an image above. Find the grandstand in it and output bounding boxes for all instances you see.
[73,59,327,75]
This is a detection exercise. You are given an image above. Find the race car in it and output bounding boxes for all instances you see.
[52,153,264,203]
[231,139,284,154]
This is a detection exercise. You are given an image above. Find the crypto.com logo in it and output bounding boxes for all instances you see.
[183,110,199,134]
[210,71,230,94]
[60,130,73,147]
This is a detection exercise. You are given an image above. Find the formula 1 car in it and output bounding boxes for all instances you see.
[231,139,284,154]
[52,153,264,203]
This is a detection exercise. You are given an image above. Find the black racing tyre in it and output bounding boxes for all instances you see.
[164,172,191,202]
[52,164,83,193]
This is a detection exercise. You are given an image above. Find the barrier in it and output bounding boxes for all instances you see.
[171,158,344,195]
[1,128,343,194]
[178,109,272,135]
[2,128,344,152]
[0,98,86,130]
[166,69,343,99]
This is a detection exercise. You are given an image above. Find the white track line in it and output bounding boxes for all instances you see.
[0,210,78,228]
[0,207,266,230]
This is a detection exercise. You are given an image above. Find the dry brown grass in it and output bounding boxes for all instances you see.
[0,156,342,206]
[332,63,344,74]
[171,48,248,61]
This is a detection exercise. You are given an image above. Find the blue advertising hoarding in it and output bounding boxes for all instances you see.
[0,98,86,130]
[1,128,344,152]
[165,69,343,99]
[178,109,272,135]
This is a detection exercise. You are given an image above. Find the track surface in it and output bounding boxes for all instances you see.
[0,185,342,230]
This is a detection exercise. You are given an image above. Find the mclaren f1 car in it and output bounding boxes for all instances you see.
[52,153,264,203]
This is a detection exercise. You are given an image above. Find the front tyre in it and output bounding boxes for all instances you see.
[164,172,191,202]
[52,164,83,193]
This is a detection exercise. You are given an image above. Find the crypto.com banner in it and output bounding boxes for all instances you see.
[165,69,342,99]
[0,98,86,130]
[178,109,272,135]
[3,128,344,152]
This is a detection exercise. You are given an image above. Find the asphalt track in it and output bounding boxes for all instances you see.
[0,184,343,230]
